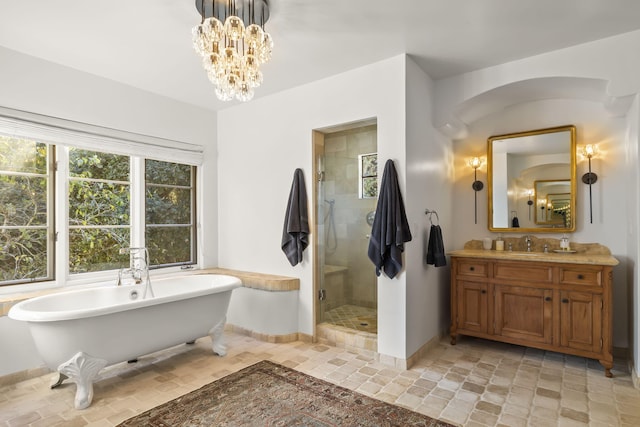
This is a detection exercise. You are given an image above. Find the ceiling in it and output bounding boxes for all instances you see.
[2,0,640,112]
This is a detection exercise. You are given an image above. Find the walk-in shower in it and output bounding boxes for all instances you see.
[313,122,378,337]
[324,199,337,253]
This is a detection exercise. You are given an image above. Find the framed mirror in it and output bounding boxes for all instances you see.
[534,180,571,226]
[488,125,576,232]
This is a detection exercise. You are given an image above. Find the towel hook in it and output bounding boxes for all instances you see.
[425,209,439,226]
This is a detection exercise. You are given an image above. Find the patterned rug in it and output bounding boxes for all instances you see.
[118,360,455,426]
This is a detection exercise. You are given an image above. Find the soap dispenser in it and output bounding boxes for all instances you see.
[560,234,570,251]
[496,234,504,251]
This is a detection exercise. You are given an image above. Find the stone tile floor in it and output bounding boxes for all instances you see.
[323,304,377,333]
[1,332,639,426]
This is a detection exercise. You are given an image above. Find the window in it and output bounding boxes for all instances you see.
[358,153,378,199]
[145,160,196,267]
[0,136,53,284]
[0,138,198,287]
[68,149,131,274]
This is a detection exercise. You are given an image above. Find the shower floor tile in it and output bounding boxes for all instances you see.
[323,304,377,333]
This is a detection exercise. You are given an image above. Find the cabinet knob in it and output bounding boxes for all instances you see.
[544,297,552,302]
[562,298,569,303]
[481,290,487,294]
[469,266,475,271]
[577,274,584,280]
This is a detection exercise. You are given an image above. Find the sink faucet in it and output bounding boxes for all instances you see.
[524,235,533,252]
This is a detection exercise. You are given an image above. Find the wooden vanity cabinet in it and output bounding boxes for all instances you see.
[450,255,614,377]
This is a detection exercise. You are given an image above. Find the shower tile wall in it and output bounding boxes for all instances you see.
[323,125,377,309]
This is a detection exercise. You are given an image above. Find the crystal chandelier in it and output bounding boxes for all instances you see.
[192,0,273,102]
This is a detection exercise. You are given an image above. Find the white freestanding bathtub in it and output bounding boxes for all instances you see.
[8,274,241,409]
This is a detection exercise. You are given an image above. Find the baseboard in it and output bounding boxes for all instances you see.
[225,323,305,344]
[613,346,628,359]
[406,333,445,369]
[628,357,640,390]
[0,366,51,388]
[377,330,448,370]
[297,332,314,343]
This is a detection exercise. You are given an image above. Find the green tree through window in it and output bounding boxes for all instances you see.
[68,148,131,273]
[0,137,198,287]
[0,137,52,283]
[145,160,196,267]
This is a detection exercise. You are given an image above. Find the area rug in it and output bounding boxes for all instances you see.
[118,360,454,426]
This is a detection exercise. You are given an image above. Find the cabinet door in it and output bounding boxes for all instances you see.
[457,281,488,334]
[560,290,602,353]
[494,285,553,344]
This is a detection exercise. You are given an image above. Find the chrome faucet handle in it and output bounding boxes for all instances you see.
[543,244,549,253]
[116,267,128,286]
[525,235,533,252]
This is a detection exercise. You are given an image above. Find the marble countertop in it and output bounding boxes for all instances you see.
[449,249,619,266]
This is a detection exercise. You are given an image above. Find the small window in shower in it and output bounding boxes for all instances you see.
[358,153,377,199]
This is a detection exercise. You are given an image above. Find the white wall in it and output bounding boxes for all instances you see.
[450,99,629,347]
[404,57,453,356]
[626,95,640,384]
[0,46,219,269]
[0,317,43,375]
[226,288,299,335]
[437,31,640,354]
[434,30,640,131]
[0,47,217,375]
[0,47,214,146]
[4,29,639,378]
[216,55,452,361]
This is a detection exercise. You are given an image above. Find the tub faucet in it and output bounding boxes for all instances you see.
[116,268,126,286]
[116,268,142,286]
[117,247,154,298]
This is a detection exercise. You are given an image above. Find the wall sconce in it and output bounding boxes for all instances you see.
[581,144,598,224]
[527,190,533,220]
[469,157,484,224]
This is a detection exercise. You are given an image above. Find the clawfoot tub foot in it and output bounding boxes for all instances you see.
[50,372,68,389]
[209,317,228,356]
[58,352,107,409]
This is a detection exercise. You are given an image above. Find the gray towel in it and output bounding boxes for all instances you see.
[281,169,309,266]
[426,224,446,267]
[367,160,412,278]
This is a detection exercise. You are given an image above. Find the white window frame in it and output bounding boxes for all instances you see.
[0,107,204,294]
[144,159,197,268]
[0,139,55,285]
[358,152,378,199]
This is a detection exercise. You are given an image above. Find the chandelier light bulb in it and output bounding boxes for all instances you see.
[245,24,264,47]
[193,0,272,102]
[204,18,223,43]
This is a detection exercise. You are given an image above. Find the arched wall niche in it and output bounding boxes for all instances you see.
[438,76,636,139]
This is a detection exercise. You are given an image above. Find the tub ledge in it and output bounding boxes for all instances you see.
[58,352,107,410]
